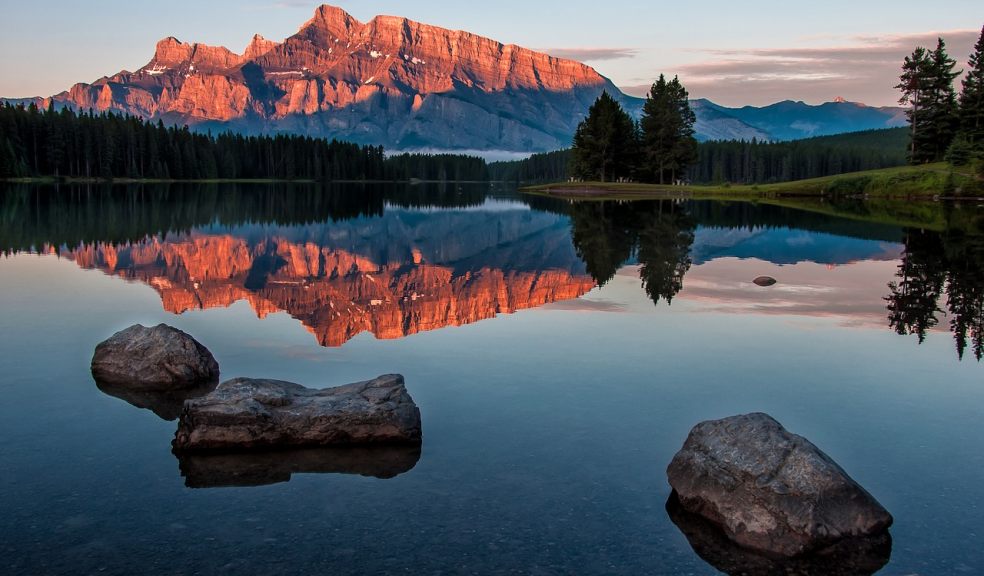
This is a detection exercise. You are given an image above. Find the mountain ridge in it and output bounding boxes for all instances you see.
[3,4,907,151]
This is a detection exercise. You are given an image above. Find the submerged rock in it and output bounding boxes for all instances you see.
[667,492,892,575]
[91,324,219,390]
[666,413,892,557]
[177,445,422,488]
[173,374,422,451]
[96,379,219,421]
[753,276,778,287]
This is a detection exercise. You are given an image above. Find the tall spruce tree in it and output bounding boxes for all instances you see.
[897,46,934,163]
[958,25,984,149]
[570,91,638,182]
[927,38,961,161]
[898,39,961,163]
[639,75,697,184]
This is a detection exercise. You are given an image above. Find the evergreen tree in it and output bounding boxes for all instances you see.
[639,75,698,184]
[898,39,961,163]
[926,38,961,161]
[958,25,984,149]
[570,91,638,182]
[897,46,935,163]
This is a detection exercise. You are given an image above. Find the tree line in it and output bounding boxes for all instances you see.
[898,26,984,167]
[490,128,909,185]
[0,103,489,182]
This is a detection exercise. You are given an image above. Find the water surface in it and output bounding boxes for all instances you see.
[1,183,982,575]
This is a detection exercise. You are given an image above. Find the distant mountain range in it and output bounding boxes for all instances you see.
[690,98,907,142]
[2,4,907,151]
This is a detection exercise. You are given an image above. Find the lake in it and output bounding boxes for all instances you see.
[1,183,982,575]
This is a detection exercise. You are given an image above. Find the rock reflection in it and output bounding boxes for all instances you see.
[176,446,422,488]
[666,492,892,576]
[95,380,219,421]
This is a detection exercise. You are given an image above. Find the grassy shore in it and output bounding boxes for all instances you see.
[522,163,980,201]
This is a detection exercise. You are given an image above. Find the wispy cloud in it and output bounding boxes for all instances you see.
[244,1,314,11]
[544,47,638,61]
[647,29,979,107]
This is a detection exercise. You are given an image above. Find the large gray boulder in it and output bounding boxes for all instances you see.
[173,375,422,451]
[666,413,892,557]
[91,324,219,390]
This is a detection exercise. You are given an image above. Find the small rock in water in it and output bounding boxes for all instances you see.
[666,413,892,557]
[172,374,422,451]
[91,324,219,390]
[753,276,778,287]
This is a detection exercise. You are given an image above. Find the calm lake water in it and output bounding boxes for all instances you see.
[1,183,982,575]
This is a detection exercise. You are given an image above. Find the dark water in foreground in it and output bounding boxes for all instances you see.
[1,183,982,575]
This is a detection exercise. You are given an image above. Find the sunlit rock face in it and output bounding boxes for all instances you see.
[48,4,624,151]
[62,208,596,347]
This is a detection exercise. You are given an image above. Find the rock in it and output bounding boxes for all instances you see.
[96,379,219,421]
[667,492,892,575]
[177,445,421,488]
[91,324,219,390]
[753,276,778,287]
[172,374,422,451]
[666,413,892,557]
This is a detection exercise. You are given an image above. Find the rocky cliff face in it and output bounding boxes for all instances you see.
[48,4,624,151]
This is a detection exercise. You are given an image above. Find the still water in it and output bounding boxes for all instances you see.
[0,184,982,575]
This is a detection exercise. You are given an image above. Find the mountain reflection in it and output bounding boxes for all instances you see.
[4,183,984,360]
[2,183,595,347]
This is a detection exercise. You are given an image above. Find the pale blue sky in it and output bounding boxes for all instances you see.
[1,1,981,106]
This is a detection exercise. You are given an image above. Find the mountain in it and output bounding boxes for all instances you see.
[694,99,907,141]
[42,4,627,152]
[5,4,906,151]
[690,100,770,142]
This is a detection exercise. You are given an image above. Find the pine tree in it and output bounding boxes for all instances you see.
[897,47,935,163]
[958,25,984,149]
[926,38,961,161]
[639,75,698,184]
[570,91,638,182]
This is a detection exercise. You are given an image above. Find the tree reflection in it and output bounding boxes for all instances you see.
[886,230,946,343]
[887,209,984,360]
[569,200,696,306]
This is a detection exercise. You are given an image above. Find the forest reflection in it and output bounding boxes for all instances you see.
[568,200,695,306]
[887,207,984,360]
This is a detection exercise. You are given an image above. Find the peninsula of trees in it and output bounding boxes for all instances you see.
[569,75,698,184]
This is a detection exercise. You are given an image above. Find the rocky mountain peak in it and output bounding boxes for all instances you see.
[299,4,362,42]
[244,34,278,60]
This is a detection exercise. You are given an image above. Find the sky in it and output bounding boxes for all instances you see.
[0,1,981,107]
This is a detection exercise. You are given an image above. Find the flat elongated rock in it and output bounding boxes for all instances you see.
[91,324,219,390]
[173,375,422,451]
[666,413,892,557]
